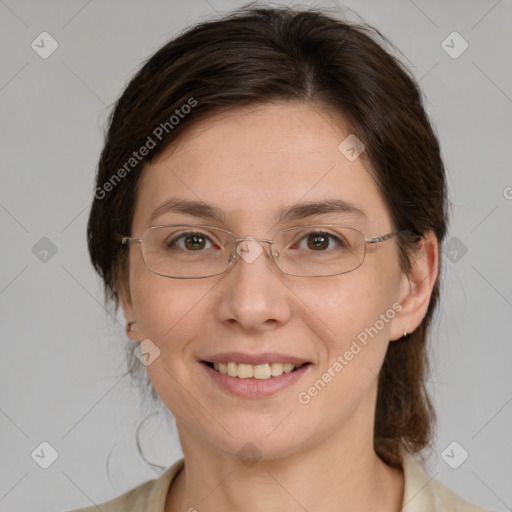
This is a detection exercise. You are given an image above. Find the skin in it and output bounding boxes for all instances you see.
[121,102,438,512]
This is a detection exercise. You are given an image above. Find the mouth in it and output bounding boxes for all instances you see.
[200,354,312,398]
[202,360,310,380]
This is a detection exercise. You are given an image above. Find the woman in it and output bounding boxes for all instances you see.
[73,5,492,511]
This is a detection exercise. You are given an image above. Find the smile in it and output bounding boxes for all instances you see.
[204,361,307,380]
[201,357,312,398]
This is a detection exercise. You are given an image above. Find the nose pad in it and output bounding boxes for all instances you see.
[235,238,264,264]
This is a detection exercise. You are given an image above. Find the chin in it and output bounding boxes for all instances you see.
[202,416,312,462]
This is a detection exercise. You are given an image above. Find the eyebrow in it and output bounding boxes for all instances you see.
[149,198,226,224]
[149,197,366,224]
[277,199,366,223]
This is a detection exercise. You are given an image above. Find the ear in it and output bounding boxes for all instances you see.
[389,230,439,341]
[119,284,140,341]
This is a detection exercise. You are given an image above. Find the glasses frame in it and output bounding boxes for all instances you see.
[121,224,401,279]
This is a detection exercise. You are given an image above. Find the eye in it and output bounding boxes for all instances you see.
[297,231,346,252]
[167,232,215,251]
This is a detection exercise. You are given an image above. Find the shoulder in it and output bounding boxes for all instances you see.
[400,447,494,512]
[66,459,184,512]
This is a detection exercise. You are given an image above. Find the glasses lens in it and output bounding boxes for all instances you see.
[138,225,366,278]
[141,225,233,278]
[273,226,365,277]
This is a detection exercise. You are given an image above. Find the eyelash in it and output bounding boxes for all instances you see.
[166,231,346,251]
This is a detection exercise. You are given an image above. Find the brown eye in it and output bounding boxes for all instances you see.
[306,233,329,251]
[165,232,213,251]
[184,234,207,250]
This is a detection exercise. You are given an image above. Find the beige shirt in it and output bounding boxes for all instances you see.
[68,450,493,511]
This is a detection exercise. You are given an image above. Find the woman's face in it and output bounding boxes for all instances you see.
[122,102,411,461]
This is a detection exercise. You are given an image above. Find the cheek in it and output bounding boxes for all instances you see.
[132,279,206,340]
[129,272,211,402]
[297,255,402,390]
[128,250,210,347]
[303,264,399,341]
[294,273,400,414]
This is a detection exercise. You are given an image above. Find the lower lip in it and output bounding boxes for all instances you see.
[201,362,311,398]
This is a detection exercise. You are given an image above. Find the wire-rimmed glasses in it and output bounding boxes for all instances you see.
[121,224,401,279]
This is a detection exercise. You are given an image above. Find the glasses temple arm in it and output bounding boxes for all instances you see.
[121,236,142,246]
[365,231,401,244]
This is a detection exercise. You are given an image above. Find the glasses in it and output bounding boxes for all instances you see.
[121,224,400,279]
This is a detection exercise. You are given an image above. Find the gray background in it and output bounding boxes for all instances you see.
[1,0,511,510]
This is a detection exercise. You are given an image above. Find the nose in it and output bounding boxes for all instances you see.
[214,239,292,332]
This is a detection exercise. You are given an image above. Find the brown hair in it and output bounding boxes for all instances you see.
[87,4,447,467]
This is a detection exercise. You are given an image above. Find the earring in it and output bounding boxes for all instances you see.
[403,330,408,339]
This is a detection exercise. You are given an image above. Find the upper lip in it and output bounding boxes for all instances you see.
[202,352,310,366]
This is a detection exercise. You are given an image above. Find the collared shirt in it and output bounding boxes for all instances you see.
[68,450,493,511]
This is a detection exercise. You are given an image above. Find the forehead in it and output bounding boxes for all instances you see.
[133,102,391,233]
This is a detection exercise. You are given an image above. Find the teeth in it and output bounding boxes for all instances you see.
[237,363,254,379]
[283,363,295,373]
[210,361,303,379]
[270,363,283,376]
[227,362,238,377]
[254,364,271,380]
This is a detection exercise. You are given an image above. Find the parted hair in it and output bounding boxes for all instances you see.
[87,4,447,467]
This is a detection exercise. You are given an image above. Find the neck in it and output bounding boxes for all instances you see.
[165,426,404,512]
